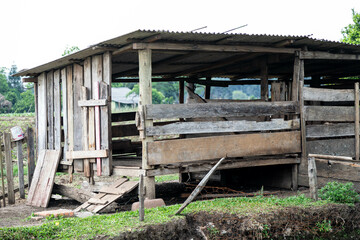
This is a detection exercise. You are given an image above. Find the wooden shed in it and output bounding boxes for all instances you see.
[15,30,360,198]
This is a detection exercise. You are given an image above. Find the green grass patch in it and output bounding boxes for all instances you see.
[0,194,329,240]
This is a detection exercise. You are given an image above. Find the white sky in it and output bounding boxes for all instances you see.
[0,0,359,72]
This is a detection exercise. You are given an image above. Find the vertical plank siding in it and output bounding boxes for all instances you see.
[53,70,62,151]
[61,68,68,160]
[46,71,54,150]
[73,64,84,172]
[37,73,47,151]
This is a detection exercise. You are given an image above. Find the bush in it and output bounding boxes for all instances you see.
[319,181,360,204]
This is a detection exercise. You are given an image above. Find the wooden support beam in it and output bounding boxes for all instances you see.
[138,48,156,199]
[133,42,300,54]
[37,72,47,151]
[17,141,25,199]
[54,70,61,151]
[179,79,184,104]
[292,54,300,101]
[355,82,360,161]
[73,64,84,172]
[260,59,268,101]
[300,51,360,60]
[205,77,211,99]
[308,156,318,200]
[22,77,37,83]
[0,134,6,207]
[61,68,68,163]
[46,71,54,150]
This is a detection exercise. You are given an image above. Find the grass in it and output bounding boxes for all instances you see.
[0,194,330,240]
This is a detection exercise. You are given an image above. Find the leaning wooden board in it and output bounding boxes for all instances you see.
[27,150,61,207]
[74,178,138,213]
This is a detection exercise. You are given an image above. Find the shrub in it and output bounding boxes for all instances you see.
[319,181,360,204]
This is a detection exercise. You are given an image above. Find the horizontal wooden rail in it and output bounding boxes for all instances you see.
[305,106,354,122]
[145,101,299,120]
[147,131,301,165]
[307,138,355,158]
[146,119,300,136]
[306,123,359,138]
[66,150,108,159]
[299,51,360,60]
[303,87,355,102]
[78,99,107,107]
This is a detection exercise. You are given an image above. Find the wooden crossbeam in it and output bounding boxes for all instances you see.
[300,51,360,60]
[133,42,300,54]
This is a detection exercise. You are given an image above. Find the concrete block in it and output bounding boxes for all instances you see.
[131,198,166,211]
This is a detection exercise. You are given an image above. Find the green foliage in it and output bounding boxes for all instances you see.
[232,90,250,100]
[342,9,360,44]
[319,182,360,204]
[5,90,19,106]
[13,90,35,113]
[62,45,80,56]
[0,68,9,95]
[127,84,166,104]
[8,64,23,93]
[315,220,332,233]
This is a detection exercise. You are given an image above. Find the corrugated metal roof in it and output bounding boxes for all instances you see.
[15,29,360,77]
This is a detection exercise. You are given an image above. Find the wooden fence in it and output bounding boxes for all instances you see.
[0,127,35,207]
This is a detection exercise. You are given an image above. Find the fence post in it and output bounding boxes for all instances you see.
[17,140,25,199]
[308,156,318,201]
[27,127,35,187]
[0,133,5,207]
[4,132,15,204]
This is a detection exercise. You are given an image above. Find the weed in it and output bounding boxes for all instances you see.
[207,223,220,239]
[315,219,332,233]
[319,182,360,204]
[262,224,270,238]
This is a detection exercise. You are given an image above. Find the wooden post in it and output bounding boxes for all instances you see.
[292,54,301,101]
[186,82,195,103]
[308,156,318,200]
[61,68,68,163]
[205,77,211,99]
[37,72,47,151]
[260,59,268,101]
[82,87,91,179]
[46,71,54,150]
[355,82,359,161]
[27,127,35,187]
[139,174,145,221]
[54,70,62,151]
[73,64,84,172]
[0,134,5,207]
[4,132,15,204]
[179,80,184,104]
[67,65,74,182]
[17,141,25,199]
[138,48,156,199]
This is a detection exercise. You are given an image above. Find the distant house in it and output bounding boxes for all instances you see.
[111,87,139,109]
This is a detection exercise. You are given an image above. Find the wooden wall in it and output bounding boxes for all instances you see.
[36,52,112,176]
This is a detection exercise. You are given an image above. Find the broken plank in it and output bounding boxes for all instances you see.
[146,101,299,120]
[3,133,15,204]
[146,119,300,136]
[88,198,108,205]
[66,150,108,159]
[148,131,301,165]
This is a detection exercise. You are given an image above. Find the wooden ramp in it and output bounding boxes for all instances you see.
[27,150,61,207]
[74,178,138,213]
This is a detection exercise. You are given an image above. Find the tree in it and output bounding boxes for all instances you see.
[127,84,165,104]
[62,45,80,56]
[8,64,23,92]
[0,67,9,95]
[232,90,250,100]
[13,89,35,113]
[342,9,360,44]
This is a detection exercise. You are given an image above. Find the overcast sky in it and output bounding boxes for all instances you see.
[1,0,359,72]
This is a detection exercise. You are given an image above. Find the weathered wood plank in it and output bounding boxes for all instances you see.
[73,64,84,172]
[84,57,94,175]
[305,106,354,122]
[66,150,108,159]
[112,124,139,138]
[27,127,35,188]
[3,133,14,204]
[78,99,107,107]
[148,131,301,165]
[308,157,318,200]
[147,119,300,136]
[291,55,300,101]
[306,123,357,138]
[307,138,355,158]
[303,87,354,102]
[100,81,111,176]
[27,150,46,206]
[53,70,61,151]
[66,65,74,179]
[300,51,360,60]
[81,87,91,178]
[112,167,145,177]
[61,68,68,161]
[146,101,299,120]
[37,73,47,151]
[0,138,6,207]
[46,71,54,150]
[260,59,268,101]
